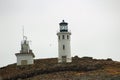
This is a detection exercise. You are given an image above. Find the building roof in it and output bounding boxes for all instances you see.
[15,50,35,58]
[59,20,68,26]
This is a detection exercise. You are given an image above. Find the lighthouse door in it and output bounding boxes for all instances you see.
[62,56,67,63]
[21,60,27,65]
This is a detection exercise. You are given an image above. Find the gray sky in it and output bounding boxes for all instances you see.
[0,0,120,67]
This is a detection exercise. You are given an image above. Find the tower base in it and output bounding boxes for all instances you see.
[58,58,72,63]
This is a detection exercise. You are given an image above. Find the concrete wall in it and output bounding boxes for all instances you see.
[16,54,34,65]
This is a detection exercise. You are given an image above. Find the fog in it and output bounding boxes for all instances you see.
[0,0,120,67]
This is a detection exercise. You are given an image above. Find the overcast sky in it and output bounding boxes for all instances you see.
[0,0,120,67]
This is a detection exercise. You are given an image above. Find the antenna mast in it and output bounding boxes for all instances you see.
[22,25,24,40]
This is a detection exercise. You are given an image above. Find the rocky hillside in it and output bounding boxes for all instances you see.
[0,56,120,80]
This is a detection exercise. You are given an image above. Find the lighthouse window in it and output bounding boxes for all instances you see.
[62,35,64,39]
[63,45,65,50]
[59,36,60,40]
[67,35,69,39]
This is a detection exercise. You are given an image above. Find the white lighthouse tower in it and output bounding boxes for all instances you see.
[57,20,72,63]
[15,31,35,65]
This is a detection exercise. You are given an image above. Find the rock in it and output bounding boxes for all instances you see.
[0,77,2,80]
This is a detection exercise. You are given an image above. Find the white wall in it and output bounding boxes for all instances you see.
[16,54,34,65]
[57,32,72,63]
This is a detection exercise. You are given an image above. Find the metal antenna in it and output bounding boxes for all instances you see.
[22,25,24,40]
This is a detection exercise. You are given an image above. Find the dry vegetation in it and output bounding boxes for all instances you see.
[0,56,120,80]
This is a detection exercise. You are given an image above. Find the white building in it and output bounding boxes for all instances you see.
[57,20,72,63]
[15,36,35,65]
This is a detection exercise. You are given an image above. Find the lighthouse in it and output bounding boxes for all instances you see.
[15,36,35,65]
[57,20,72,63]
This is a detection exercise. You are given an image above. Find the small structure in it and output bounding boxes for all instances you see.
[57,20,72,63]
[15,36,35,65]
